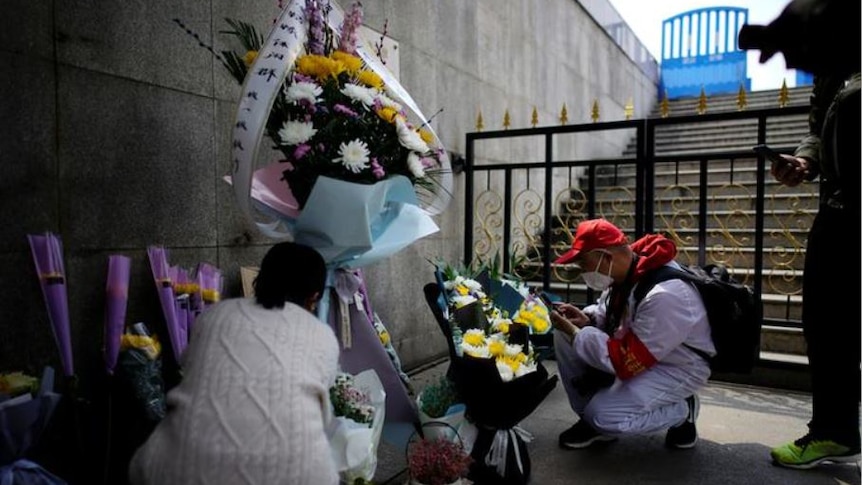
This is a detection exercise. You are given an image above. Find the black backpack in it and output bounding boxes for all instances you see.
[633,263,761,374]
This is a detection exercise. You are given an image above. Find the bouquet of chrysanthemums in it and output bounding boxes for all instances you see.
[440,265,552,382]
[207,0,452,249]
[221,4,447,209]
[431,263,558,485]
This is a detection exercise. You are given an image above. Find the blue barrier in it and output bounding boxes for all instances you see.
[660,7,751,98]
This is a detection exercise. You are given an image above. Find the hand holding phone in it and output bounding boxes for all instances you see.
[754,144,807,187]
[753,144,787,165]
[538,291,558,308]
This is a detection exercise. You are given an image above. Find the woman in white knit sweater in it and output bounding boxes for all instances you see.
[129,242,340,485]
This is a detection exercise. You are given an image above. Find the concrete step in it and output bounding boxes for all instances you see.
[652,87,812,117]
[521,261,805,296]
[518,281,807,358]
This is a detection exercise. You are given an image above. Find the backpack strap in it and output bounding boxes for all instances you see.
[632,265,694,306]
[632,265,712,363]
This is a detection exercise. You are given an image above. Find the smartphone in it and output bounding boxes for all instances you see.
[538,291,559,308]
[753,144,787,165]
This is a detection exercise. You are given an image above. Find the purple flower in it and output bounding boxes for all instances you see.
[304,0,326,55]
[338,1,363,55]
[293,73,314,84]
[293,144,311,160]
[371,157,385,179]
[333,103,359,117]
[421,157,436,169]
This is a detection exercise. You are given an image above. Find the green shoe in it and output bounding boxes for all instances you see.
[771,434,861,470]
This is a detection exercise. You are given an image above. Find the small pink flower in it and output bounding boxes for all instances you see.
[293,144,311,160]
[421,157,436,169]
[334,104,359,117]
[371,157,385,179]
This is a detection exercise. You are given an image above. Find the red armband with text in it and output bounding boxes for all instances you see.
[607,330,658,380]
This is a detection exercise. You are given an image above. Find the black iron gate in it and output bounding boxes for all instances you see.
[463,105,811,331]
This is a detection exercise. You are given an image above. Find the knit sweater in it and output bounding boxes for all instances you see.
[128,298,340,485]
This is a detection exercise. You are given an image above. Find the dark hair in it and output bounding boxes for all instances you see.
[254,242,327,309]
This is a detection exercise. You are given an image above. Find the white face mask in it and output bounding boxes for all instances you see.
[582,252,614,291]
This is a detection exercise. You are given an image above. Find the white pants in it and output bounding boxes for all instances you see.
[553,331,709,436]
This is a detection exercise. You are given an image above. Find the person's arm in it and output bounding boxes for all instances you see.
[794,76,844,178]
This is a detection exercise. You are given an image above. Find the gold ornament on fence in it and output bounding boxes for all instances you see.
[531,106,539,127]
[624,97,634,120]
[778,79,790,108]
[476,110,484,132]
[696,87,707,115]
[559,103,568,125]
[591,99,600,123]
[737,84,748,111]
[503,109,511,130]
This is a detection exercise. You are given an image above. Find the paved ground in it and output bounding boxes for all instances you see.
[374,358,861,485]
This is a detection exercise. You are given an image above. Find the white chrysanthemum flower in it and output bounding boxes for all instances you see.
[375,92,402,112]
[443,275,465,290]
[407,152,426,178]
[515,360,538,378]
[462,279,483,292]
[285,81,323,104]
[490,317,513,333]
[504,343,524,357]
[278,120,317,146]
[462,343,490,359]
[451,294,477,308]
[332,139,371,173]
[395,117,429,153]
[341,83,377,107]
[496,361,515,382]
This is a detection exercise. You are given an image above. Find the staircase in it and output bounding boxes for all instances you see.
[558,86,816,371]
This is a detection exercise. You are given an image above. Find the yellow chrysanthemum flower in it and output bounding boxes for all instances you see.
[355,69,384,89]
[498,355,521,372]
[202,289,220,303]
[378,330,391,346]
[242,50,258,67]
[376,106,398,124]
[532,318,550,334]
[418,128,434,144]
[173,283,200,295]
[488,339,506,357]
[496,321,510,334]
[331,51,363,73]
[463,329,485,346]
[296,54,345,80]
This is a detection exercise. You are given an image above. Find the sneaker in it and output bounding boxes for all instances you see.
[771,434,861,469]
[559,420,616,449]
[665,394,699,449]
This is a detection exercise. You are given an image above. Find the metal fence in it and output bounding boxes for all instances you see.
[464,104,812,330]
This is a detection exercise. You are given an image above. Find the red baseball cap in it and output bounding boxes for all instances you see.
[553,219,628,265]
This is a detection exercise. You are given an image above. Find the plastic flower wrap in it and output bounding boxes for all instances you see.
[117,323,166,423]
[416,376,472,445]
[0,367,65,484]
[327,369,385,484]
